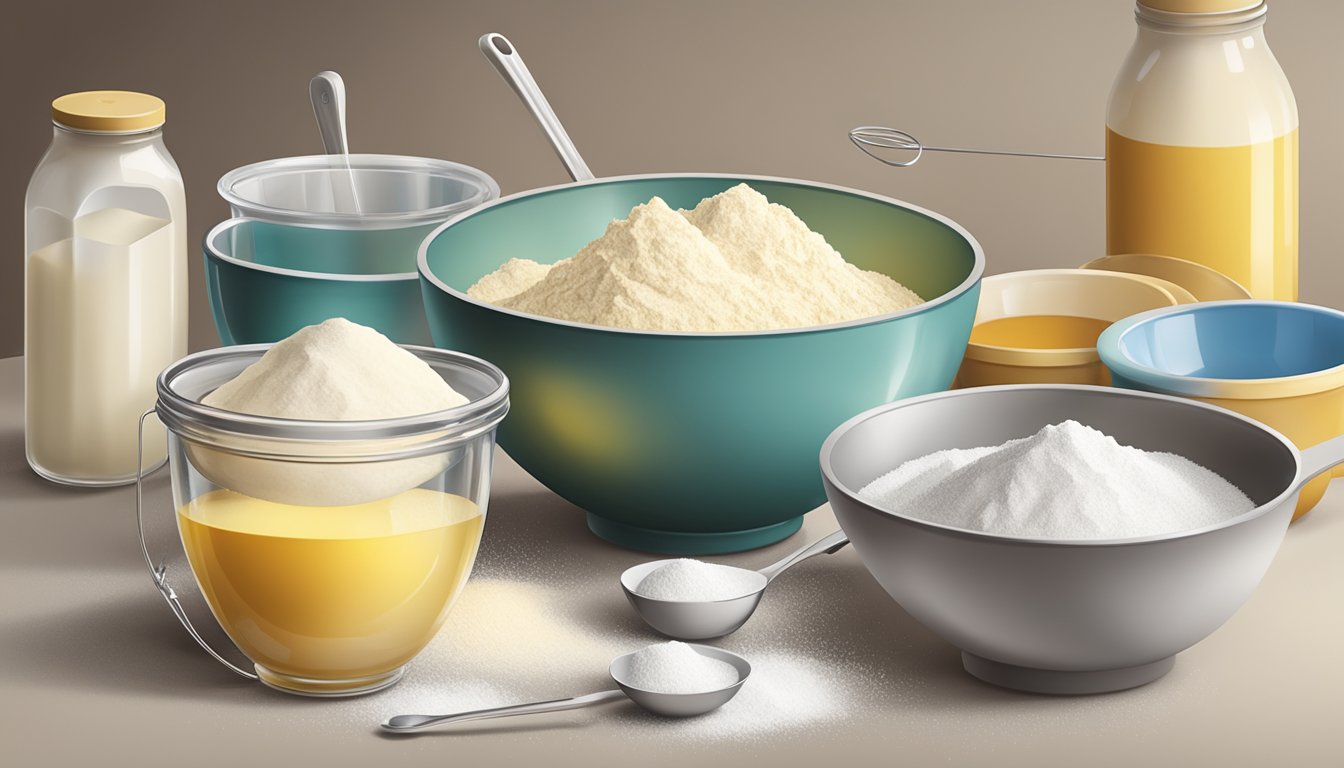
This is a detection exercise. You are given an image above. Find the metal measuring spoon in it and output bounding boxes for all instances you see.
[380,644,750,732]
[620,530,850,641]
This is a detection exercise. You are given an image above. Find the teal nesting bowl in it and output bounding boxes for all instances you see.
[207,154,500,346]
[419,174,984,554]
[204,218,433,345]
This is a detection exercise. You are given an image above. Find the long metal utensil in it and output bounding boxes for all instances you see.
[479,32,595,182]
[850,125,1103,168]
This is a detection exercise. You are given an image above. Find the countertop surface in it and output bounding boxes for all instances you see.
[2,353,1342,767]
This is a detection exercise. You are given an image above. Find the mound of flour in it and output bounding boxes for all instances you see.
[204,318,467,419]
[466,184,922,331]
[195,318,469,506]
[858,420,1253,540]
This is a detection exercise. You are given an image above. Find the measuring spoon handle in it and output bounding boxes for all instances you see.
[381,689,625,733]
[758,529,850,583]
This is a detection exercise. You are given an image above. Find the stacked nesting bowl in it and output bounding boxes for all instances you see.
[206,154,499,345]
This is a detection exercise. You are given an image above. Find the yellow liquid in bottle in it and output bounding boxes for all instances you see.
[177,488,484,683]
[1106,129,1298,301]
[969,315,1114,350]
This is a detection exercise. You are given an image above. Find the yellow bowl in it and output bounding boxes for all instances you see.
[956,269,1186,388]
[1079,253,1252,302]
[1083,257,1332,479]
[1100,300,1344,520]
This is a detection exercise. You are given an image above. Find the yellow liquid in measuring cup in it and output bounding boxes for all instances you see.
[177,488,483,682]
[1106,129,1298,301]
[970,315,1113,350]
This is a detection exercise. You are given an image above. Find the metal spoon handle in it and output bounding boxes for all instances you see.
[479,32,595,182]
[758,529,850,583]
[381,689,625,733]
[309,70,363,214]
[310,71,351,155]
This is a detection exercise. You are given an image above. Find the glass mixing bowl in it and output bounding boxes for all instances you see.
[137,345,509,697]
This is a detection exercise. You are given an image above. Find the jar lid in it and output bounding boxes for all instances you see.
[52,91,165,132]
[1138,0,1261,13]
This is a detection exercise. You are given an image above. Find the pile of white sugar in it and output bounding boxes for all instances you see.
[197,318,469,506]
[467,183,922,332]
[635,559,766,602]
[622,642,740,694]
[858,420,1253,540]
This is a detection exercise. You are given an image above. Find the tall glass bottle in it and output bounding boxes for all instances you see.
[24,91,187,485]
[1107,0,1297,300]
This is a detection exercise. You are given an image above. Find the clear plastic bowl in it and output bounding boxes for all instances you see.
[217,154,499,230]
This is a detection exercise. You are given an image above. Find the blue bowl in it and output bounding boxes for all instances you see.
[1099,301,1344,390]
[418,174,984,554]
[204,218,432,345]
[1099,300,1344,520]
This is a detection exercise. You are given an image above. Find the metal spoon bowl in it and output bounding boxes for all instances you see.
[381,644,750,732]
[610,644,751,718]
[620,530,849,641]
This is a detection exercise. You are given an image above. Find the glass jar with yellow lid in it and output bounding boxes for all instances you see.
[24,91,187,486]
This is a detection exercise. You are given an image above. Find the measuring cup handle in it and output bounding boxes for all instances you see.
[136,409,258,681]
[1298,433,1344,487]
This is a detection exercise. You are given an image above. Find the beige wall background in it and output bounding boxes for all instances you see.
[2,0,1338,358]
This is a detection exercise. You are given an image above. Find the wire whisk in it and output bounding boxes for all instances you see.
[849,126,1104,168]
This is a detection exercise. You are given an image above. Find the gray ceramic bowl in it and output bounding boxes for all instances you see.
[820,384,1344,694]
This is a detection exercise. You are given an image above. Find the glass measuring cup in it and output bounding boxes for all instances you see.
[136,345,509,696]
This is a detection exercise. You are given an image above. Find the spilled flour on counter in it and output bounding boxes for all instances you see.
[466,183,922,332]
[338,575,856,743]
[859,420,1253,539]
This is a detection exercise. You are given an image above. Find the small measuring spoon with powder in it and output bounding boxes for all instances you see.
[620,530,850,640]
[381,642,750,732]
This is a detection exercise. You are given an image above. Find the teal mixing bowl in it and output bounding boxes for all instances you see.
[419,174,984,554]
[204,218,432,345]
